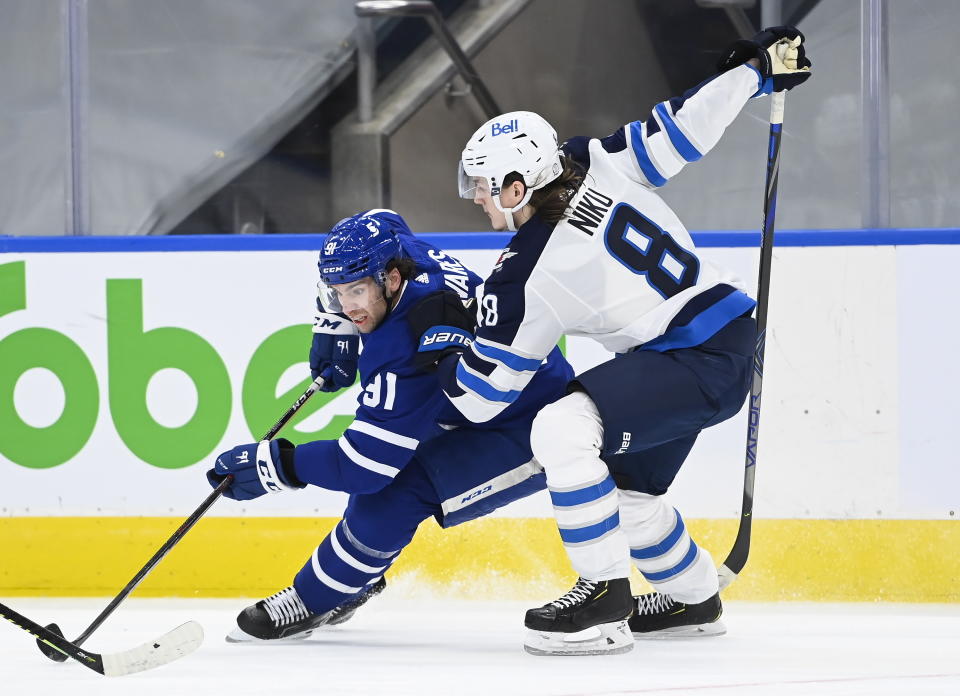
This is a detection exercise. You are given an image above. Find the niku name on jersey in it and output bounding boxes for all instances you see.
[568,187,614,236]
[427,248,472,298]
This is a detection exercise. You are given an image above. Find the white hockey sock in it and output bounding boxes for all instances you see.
[619,490,718,604]
[531,391,630,581]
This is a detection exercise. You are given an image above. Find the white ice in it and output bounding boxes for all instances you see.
[2,597,959,696]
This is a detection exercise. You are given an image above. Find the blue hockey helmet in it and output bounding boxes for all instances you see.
[317,210,409,312]
[318,210,405,287]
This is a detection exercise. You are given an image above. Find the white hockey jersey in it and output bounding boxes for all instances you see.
[440,64,764,423]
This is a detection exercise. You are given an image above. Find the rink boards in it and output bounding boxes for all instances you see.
[1,230,958,601]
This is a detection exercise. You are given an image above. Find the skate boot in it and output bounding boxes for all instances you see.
[523,577,634,656]
[628,591,726,638]
[226,586,331,642]
[325,577,387,626]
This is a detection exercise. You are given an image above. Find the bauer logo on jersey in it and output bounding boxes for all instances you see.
[418,326,473,351]
[615,432,632,455]
[491,119,519,137]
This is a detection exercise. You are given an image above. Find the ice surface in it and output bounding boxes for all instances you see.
[2,597,958,695]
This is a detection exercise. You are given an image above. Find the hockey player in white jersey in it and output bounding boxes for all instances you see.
[412,27,811,655]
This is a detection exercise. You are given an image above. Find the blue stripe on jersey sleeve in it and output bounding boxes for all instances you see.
[456,362,522,405]
[473,340,542,373]
[654,102,702,162]
[628,120,667,187]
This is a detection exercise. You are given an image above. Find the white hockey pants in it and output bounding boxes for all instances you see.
[530,391,718,603]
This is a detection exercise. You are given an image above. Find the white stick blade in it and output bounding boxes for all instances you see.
[101,621,203,677]
[717,564,738,591]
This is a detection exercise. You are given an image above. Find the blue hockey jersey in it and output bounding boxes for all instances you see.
[293,217,572,495]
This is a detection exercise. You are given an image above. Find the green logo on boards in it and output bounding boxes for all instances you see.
[0,262,352,470]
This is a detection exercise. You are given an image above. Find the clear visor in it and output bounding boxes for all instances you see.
[316,279,343,313]
[458,162,491,200]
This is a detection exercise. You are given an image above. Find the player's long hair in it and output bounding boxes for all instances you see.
[386,255,417,281]
[508,156,586,225]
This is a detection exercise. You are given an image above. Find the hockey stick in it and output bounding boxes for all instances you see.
[718,90,785,591]
[32,375,326,666]
[1,601,202,677]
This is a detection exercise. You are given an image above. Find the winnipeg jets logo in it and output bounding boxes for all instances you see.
[493,249,517,272]
[414,273,429,284]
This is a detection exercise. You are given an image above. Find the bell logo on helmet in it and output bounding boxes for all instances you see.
[491,119,519,137]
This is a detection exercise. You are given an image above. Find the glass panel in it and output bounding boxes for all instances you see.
[658,0,862,231]
[888,0,960,228]
[86,0,356,235]
[0,0,67,237]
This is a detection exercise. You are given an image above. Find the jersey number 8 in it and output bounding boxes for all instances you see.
[603,203,699,299]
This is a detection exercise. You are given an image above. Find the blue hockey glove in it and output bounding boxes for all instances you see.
[406,290,476,372]
[716,26,811,94]
[310,312,360,391]
[206,438,304,501]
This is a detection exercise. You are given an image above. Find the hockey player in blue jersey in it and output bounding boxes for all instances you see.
[411,28,811,654]
[206,209,573,641]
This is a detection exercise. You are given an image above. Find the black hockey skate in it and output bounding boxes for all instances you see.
[325,577,387,626]
[226,586,328,643]
[524,577,634,656]
[628,591,726,638]
[226,579,386,643]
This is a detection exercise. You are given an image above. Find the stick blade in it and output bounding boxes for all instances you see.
[101,621,203,677]
[717,564,738,592]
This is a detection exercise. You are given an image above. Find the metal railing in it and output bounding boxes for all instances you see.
[354,0,501,121]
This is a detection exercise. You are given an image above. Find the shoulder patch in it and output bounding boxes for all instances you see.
[492,249,518,273]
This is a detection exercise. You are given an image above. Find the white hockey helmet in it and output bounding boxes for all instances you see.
[458,111,563,230]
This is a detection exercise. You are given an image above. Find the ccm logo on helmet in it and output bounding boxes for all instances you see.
[491,119,519,137]
[321,265,344,273]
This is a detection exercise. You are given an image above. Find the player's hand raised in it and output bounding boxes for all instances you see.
[310,312,360,391]
[717,25,812,93]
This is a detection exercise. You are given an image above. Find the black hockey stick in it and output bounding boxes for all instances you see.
[1,601,202,677]
[718,90,785,591]
[33,375,326,665]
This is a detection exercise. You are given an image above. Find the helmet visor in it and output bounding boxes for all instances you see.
[458,162,491,200]
[316,279,343,314]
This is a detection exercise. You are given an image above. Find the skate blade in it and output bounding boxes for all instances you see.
[524,620,634,656]
[633,619,727,640]
[225,627,314,644]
